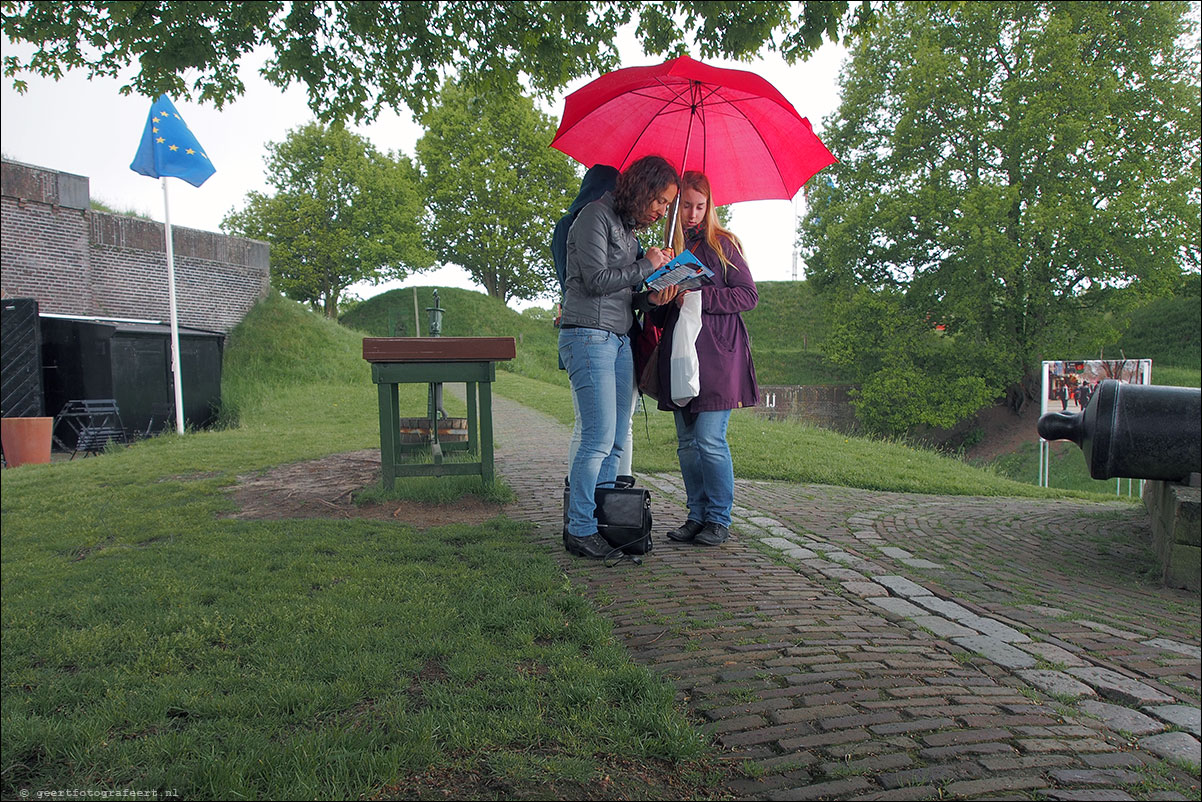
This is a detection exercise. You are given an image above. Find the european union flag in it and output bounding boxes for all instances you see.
[130,95,215,187]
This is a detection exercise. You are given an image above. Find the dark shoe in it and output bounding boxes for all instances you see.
[694,522,730,546]
[615,475,636,489]
[564,532,612,559]
[667,519,705,542]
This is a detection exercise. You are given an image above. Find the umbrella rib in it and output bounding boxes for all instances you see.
[726,92,791,197]
[625,83,759,116]
[616,79,700,170]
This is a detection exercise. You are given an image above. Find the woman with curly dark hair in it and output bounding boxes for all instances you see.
[559,155,682,560]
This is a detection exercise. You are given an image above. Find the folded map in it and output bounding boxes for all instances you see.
[644,249,714,292]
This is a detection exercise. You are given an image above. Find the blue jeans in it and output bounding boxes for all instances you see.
[569,379,637,477]
[674,409,734,528]
[559,327,633,536]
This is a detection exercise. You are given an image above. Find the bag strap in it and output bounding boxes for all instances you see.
[604,545,643,568]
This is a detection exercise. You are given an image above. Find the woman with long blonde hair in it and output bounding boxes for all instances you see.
[651,171,759,547]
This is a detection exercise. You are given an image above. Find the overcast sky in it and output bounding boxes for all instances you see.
[1,32,847,311]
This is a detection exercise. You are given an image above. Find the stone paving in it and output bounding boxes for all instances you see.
[493,395,1201,800]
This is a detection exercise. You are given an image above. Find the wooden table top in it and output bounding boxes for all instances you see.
[362,337,516,363]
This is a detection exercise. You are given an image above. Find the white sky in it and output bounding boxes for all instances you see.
[1,30,846,312]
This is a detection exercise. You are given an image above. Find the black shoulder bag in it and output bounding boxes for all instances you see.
[562,481,653,565]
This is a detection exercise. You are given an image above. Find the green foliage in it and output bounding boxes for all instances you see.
[222,122,432,317]
[752,349,851,385]
[220,292,372,427]
[742,280,830,352]
[735,280,854,385]
[89,197,152,220]
[342,281,861,388]
[356,470,515,506]
[341,286,520,338]
[2,2,871,122]
[1147,364,1201,388]
[989,440,1150,497]
[416,81,579,302]
[802,1,1201,427]
[823,287,1003,433]
[0,286,725,799]
[0,477,701,798]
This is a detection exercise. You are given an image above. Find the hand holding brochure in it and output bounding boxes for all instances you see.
[644,249,714,292]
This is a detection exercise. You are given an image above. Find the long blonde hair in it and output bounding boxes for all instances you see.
[681,171,743,272]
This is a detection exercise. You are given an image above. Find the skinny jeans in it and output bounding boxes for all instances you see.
[559,327,634,537]
[674,408,734,528]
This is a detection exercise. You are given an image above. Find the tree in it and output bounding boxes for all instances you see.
[222,122,432,317]
[802,1,1200,432]
[2,1,873,122]
[416,81,579,303]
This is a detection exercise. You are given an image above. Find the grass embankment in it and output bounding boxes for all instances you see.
[348,285,1163,500]
[341,286,567,387]
[1,294,715,800]
[497,372,1110,501]
[341,282,856,388]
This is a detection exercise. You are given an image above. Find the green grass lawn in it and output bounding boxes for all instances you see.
[1,296,721,800]
[493,372,1115,501]
[0,291,1170,798]
[986,439,1151,497]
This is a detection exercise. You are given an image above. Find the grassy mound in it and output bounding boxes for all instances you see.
[341,286,566,386]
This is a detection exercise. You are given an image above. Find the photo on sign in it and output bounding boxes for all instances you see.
[1040,359,1151,417]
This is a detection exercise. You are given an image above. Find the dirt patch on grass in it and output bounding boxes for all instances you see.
[370,752,741,801]
[221,449,501,527]
[964,401,1042,463]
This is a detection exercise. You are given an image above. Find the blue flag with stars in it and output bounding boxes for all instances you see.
[130,95,215,187]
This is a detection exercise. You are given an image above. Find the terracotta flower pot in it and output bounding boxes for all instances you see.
[1,416,53,467]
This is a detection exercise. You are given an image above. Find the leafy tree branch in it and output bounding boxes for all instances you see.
[2,0,873,121]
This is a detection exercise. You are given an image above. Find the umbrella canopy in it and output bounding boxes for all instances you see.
[551,55,836,207]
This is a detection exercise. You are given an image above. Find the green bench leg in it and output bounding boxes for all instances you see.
[479,380,494,484]
[378,381,400,489]
[467,381,479,456]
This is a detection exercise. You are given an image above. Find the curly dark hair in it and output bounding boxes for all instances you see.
[612,155,679,229]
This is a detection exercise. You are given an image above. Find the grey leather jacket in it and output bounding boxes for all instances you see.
[561,192,656,334]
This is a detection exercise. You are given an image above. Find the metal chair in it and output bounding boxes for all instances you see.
[52,399,127,459]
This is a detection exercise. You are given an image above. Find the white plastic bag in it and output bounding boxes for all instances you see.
[670,291,703,406]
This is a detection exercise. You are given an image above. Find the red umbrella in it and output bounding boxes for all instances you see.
[550,54,837,208]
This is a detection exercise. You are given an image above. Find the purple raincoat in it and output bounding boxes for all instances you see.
[652,233,759,413]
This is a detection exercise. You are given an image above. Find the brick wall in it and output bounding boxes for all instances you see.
[752,383,860,432]
[1,159,269,333]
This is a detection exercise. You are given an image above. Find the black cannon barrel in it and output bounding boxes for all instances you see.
[1037,380,1201,482]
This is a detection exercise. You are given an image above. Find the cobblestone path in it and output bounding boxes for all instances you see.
[494,395,1201,800]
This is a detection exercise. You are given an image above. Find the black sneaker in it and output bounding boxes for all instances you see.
[564,532,612,559]
[694,522,730,546]
[666,519,705,542]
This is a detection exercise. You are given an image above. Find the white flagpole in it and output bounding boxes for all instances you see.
[161,177,186,434]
